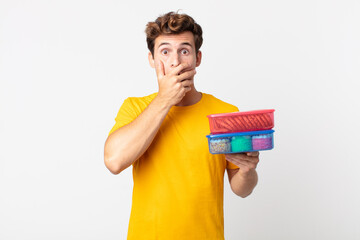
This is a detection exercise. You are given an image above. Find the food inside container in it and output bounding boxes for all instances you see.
[206,130,274,154]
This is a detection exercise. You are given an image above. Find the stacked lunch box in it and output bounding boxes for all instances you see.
[206,109,275,154]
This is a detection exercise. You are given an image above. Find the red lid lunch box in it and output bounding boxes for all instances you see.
[207,109,275,134]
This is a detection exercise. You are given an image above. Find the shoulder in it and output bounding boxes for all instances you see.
[202,93,239,112]
[126,92,157,104]
[117,92,158,117]
[124,92,157,108]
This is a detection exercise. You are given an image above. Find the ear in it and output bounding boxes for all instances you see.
[196,50,202,67]
[148,52,155,68]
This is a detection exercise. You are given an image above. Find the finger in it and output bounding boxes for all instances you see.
[177,70,196,82]
[227,152,258,160]
[227,157,257,170]
[226,153,258,163]
[181,79,194,88]
[226,155,248,166]
[183,86,192,93]
[170,63,192,76]
[225,157,249,168]
[155,60,165,78]
[246,151,259,157]
[178,66,194,75]
[225,153,246,160]
[225,154,245,165]
[181,81,192,92]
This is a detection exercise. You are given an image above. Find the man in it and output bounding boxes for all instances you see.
[104,11,260,240]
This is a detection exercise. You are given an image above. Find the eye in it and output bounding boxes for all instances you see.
[181,49,189,55]
[161,49,168,55]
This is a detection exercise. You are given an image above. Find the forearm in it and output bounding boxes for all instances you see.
[230,169,258,198]
[104,96,171,174]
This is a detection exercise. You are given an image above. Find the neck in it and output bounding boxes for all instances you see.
[175,87,202,107]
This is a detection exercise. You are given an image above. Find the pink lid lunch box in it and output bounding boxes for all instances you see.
[207,109,275,134]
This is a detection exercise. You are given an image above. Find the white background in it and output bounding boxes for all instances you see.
[1,0,359,239]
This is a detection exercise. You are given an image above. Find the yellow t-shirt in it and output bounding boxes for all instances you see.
[109,92,239,240]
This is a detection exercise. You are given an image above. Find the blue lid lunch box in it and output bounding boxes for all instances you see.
[206,130,275,154]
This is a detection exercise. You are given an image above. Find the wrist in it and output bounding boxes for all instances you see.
[152,95,173,112]
[238,168,257,179]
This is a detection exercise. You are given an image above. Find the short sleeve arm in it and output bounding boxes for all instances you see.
[108,98,138,136]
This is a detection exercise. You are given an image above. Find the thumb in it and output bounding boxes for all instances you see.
[156,60,165,78]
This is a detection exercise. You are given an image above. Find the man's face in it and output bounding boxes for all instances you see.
[149,31,201,76]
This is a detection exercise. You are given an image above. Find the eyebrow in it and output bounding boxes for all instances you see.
[158,42,193,48]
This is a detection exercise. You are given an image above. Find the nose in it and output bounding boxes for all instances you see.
[170,53,180,68]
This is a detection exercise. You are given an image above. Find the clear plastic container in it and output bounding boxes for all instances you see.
[207,109,275,134]
[206,130,274,154]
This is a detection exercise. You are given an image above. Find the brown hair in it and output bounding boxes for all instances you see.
[145,11,203,56]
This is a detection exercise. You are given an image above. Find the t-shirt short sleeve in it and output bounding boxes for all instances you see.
[108,98,138,136]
